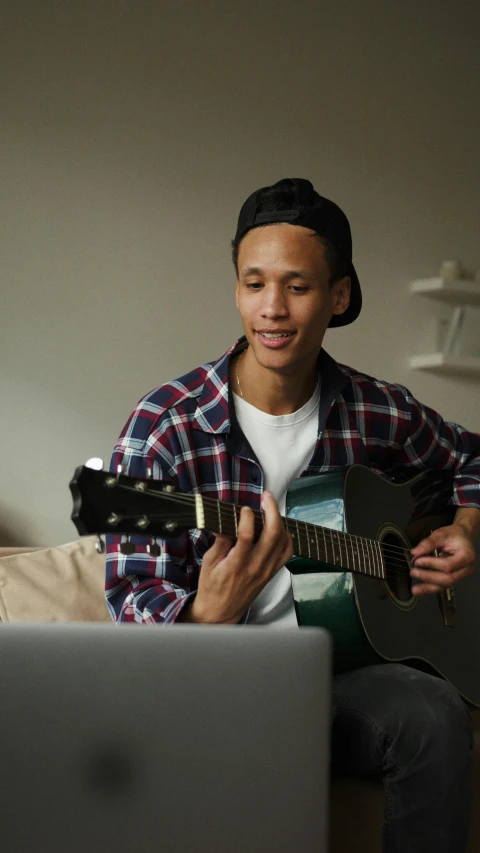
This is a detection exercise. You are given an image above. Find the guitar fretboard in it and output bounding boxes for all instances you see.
[201,497,386,579]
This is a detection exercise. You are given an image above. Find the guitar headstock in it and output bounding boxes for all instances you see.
[69,465,197,540]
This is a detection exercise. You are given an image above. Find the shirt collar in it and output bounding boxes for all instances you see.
[192,336,349,439]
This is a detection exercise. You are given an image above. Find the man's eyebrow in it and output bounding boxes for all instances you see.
[284,270,314,281]
[240,266,262,277]
[240,266,314,281]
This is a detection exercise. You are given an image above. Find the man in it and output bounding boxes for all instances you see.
[106,178,480,852]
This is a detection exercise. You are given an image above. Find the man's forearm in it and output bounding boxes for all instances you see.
[453,506,480,542]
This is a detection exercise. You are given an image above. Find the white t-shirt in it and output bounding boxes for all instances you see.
[233,383,320,627]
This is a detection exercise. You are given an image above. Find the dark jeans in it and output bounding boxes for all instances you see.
[331,663,474,853]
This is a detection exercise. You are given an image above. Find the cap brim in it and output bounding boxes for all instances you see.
[328,264,362,328]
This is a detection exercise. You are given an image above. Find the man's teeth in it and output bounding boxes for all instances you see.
[260,332,292,339]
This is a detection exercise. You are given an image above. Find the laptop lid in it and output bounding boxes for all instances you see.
[0,624,331,853]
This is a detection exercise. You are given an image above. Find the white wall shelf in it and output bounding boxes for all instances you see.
[409,275,480,377]
[408,353,480,377]
[409,277,480,305]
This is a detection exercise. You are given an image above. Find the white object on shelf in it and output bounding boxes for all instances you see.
[442,306,465,356]
[446,305,480,358]
[408,353,480,377]
[440,259,463,280]
[409,277,480,305]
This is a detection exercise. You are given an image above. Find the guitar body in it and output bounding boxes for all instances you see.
[286,465,480,707]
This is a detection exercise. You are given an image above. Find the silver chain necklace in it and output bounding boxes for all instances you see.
[235,350,245,399]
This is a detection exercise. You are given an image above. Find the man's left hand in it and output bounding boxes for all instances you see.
[410,524,476,596]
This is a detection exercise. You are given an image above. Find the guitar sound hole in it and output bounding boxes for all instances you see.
[381,531,412,604]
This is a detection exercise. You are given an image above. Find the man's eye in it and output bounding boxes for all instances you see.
[290,285,309,293]
[245,282,262,289]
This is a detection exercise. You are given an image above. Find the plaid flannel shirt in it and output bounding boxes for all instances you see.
[105,338,480,624]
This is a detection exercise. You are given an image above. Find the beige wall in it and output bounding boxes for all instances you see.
[1,1,479,545]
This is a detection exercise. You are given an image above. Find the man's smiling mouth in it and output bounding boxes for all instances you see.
[256,331,295,339]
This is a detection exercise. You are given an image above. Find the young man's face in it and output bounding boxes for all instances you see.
[235,223,350,376]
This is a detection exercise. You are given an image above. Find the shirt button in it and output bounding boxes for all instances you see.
[251,473,258,482]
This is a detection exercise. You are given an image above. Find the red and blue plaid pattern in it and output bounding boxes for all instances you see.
[105,338,480,624]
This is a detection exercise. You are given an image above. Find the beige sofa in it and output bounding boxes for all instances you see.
[0,538,479,851]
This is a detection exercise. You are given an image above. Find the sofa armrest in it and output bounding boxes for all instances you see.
[0,547,43,558]
[0,538,111,622]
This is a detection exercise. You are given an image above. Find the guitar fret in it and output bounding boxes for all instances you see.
[364,538,370,576]
[350,537,357,573]
[314,525,320,561]
[357,540,362,573]
[336,531,343,570]
[335,531,342,568]
[377,541,385,578]
[356,536,366,574]
[305,521,311,558]
[308,526,316,560]
[351,537,358,573]
[365,539,371,575]
[333,531,339,567]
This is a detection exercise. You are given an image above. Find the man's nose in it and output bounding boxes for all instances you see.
[260,285,288,317]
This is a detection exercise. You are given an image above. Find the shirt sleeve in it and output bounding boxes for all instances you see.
[383,384,480,509]
[105,411,212,625]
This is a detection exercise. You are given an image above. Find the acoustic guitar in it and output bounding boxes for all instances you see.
[70,463,480,707]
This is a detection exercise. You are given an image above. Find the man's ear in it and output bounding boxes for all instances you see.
[235,280,240,310]
[331,276,351,316]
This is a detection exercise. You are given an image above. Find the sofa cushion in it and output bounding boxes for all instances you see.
[0,537,110,622]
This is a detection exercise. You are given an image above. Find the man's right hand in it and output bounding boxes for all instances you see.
[178,491,293,624]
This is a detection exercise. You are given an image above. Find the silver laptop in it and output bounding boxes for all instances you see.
[0,624,331,853]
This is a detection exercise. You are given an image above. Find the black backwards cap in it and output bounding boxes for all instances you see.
[234,178,362,327]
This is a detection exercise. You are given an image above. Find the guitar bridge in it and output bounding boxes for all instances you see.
[438,586,456,628]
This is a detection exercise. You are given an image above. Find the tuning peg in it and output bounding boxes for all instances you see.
[85,457,104,471]
[147,538,161,557]
[119,535,136,555]
[95,535,105,553]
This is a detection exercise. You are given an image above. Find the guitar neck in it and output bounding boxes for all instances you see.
[69,465,389,580]
[200,495,387,580]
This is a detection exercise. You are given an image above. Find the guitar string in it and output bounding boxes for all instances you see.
[126,521,414,577]
[109,498,433,580]
[110,481,410,557]
[115,521,423,582]
[112,482,435,567]
[196,495,443,565]
[110,486,429,578]
[112,487,424,578]
[119,483,426,562]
